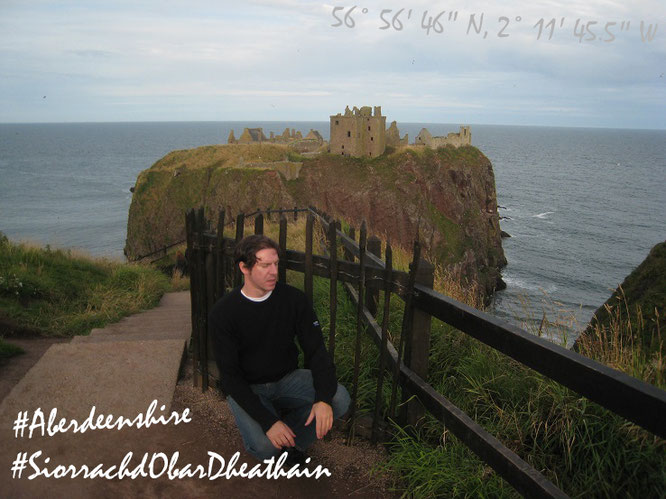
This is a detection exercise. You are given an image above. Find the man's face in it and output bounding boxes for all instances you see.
[240,248,279,297]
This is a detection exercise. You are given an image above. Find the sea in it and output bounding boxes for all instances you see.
[1,122,664,343]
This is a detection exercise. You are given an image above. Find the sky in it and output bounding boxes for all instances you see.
[1,0,664,128]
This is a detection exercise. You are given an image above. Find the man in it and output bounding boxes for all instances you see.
[209,234,350,464]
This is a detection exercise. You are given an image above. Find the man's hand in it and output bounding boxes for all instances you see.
[266,421,296,449]
[304,401,333,439]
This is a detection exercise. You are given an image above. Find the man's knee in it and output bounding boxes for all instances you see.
[282,370,350,418]
[332,383,351,419]
[227,396,280,461]
[246,437,280,462]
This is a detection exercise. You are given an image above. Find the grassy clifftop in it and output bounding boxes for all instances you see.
[0,235,169,340]
[125,143,506,297]
[576,240,666,357]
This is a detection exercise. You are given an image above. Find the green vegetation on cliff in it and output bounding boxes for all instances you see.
[573,241,665,388]
[126,143,506,297]
[579,241,665,352]
[0,236,169,338]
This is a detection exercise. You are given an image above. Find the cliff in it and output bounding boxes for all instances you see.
[125,143,506,297]
[575,240,666,352]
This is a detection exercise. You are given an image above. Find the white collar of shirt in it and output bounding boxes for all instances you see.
[240,289,273,302]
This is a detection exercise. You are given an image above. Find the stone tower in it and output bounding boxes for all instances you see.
[329,105,386,157]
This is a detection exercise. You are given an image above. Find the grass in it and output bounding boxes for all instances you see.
[0,237,171,337]
[575,288,663,390]
[149,143,293,172]
[0,338,24,361]
[583,241,665,350]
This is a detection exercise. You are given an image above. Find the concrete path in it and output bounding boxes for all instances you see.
[0,292,394,498]
[0,292,191,497]
[0,292,191,430]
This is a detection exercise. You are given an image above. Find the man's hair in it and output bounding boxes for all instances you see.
[234,234,280,269]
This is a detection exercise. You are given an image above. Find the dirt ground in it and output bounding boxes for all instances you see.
[0,336,70,402]
[0,336,401,498]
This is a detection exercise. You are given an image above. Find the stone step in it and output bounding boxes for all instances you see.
[87,321,190,336]
[72,330,191,344]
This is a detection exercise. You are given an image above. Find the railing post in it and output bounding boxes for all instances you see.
[255,210,263,235]
[234,213,244,288]
[196,208,208,391]
[348,221,367,443]
[372,242,393,444]
[185,209,199,388]
[304,212,314,303]
[216,210,226,301]
[278,215,287,283]
[203,234,213,391]
[389,239,420,423]
[402,256,435,427]
[366,236,381,317]
[345,226,355,262]
[328,220,338,360]
[192,207,205,388]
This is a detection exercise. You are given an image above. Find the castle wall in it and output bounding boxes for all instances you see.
[330,105,386,158]
[415,126,471,148]
[237,127,267,144]
[415,128,432,146]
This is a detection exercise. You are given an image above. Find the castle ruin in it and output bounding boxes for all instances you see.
[227,107,471,158]
[227,126,323,152]
[235,127,267,144]
[414,126,471,149]
[329,106,470,157]
[386,120,409,147]
[329,106,386,157]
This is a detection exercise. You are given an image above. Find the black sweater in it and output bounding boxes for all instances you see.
[209,282,337,432]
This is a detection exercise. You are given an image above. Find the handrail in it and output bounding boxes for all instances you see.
[128,239,186,262]
[412,284,666,439]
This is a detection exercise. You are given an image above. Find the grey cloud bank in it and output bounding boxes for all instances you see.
[0,0,663,128]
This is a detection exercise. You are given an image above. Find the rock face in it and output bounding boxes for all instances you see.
[125,143,506,297]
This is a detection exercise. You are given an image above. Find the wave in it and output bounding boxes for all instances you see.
[502,276,558,294]
[532,211,554,219]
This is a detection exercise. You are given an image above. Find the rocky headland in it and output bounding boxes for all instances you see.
[125,143,506,297]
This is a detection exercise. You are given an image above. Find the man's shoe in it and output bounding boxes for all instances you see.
[284,447,307,467]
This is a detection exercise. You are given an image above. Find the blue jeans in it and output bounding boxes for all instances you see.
[227,369,350,461]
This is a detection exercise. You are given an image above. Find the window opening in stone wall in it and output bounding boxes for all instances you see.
[347,131,350,137]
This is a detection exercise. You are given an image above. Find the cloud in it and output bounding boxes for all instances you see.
[0,0,664,126]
